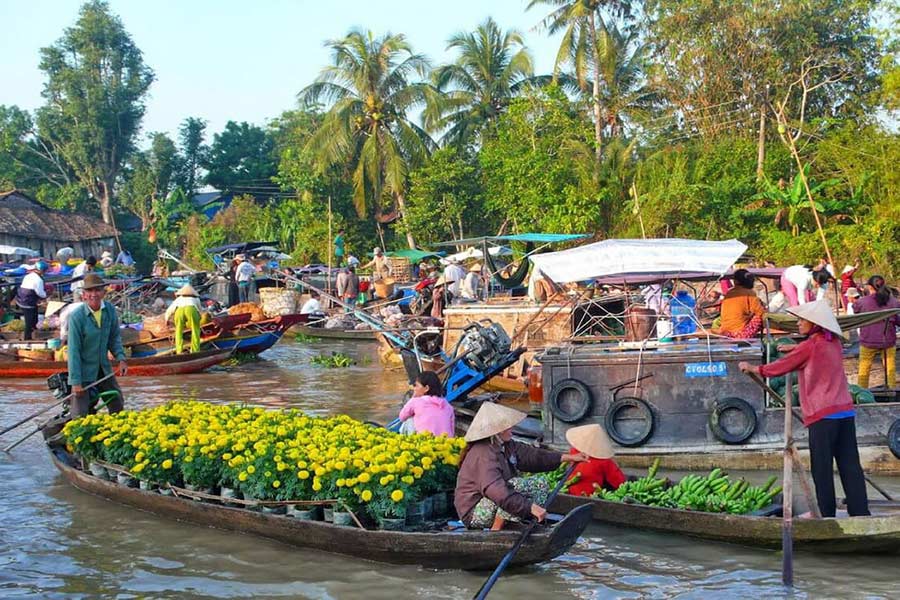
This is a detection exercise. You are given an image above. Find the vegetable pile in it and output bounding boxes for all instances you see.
[591,462,782,514]
[63,401,464,520]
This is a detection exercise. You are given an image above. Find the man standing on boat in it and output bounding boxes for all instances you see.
[15,261,48,340]
[67,273,126,418]
[165,284,203,354]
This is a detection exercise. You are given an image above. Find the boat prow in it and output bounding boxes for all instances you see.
[48,446,591,570]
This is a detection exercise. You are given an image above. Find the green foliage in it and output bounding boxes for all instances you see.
[404,147,490,245]
[36,0,154,223]
[480,87,602,233]
[204,121,277,192]
[310,352,356,368]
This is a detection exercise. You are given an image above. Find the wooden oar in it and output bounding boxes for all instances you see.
[782,372,794,587]
[746,371,894,502]
[472,464,576,600]
[0,372,116,438]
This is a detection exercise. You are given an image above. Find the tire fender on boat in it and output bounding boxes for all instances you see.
[604,397,654,447]
[708,397,758,444]
[888,418,900,459]
[547,378,593,423]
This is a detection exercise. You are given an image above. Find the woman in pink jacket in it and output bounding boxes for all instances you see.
[740,301,869,518]
[398,371,455,437]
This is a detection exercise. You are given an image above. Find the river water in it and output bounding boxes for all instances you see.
[1,338,898,599]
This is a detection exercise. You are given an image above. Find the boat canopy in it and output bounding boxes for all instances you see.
[205,241,280,256]
[384,249,443,262]
[432,233,589,247]
[0,245,39,257]
[529,238,748,283]
[440,245,512,264]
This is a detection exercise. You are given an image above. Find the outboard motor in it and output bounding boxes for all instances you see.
[458,321,513,371]
[47,372,71,400]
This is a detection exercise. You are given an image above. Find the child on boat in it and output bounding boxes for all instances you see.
[398,371,455,437]
[564,424,626,496]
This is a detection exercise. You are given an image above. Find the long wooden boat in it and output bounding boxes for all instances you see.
[550,493,900,554]
[47,445,592,570]
[0,348,233,378]
[290,323,378,341]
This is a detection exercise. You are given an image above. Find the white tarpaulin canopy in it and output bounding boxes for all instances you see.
[528,238,748,283]
[0,245,39,257]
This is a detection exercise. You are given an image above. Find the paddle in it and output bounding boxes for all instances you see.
[0,372,115,438]
[472,464,577,600]
[746,371,894,502]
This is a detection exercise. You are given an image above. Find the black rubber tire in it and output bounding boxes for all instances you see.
[547,378,593,423]
[708,397,758,445]
[604,397,654,447]
[888,419,900,459]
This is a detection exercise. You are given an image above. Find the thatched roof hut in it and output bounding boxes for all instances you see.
[0,190,118,259]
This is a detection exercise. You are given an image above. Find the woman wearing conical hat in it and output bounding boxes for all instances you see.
[164,284,203,354]
[740,300,869,518]
[563,424,627,497]
[454,403,587,529]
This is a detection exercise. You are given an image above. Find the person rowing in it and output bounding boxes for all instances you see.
[454,403,587,529]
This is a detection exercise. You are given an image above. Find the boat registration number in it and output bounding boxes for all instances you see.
[684,361,728,378]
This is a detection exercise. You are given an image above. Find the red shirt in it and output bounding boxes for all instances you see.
[565,448,626,497]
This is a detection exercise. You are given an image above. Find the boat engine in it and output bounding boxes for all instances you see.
[458,321,513,372]
[47,371,71,400]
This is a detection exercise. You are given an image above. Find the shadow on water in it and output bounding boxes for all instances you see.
[1,337,899,598]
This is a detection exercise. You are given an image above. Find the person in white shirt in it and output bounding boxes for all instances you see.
[460,263,483,301]
[100,250,114,268]
[780,264,817,306]
[443,259,467,297]
[300,292,325,318]
[70,256,97,302]
[165,284,204,354]
[234,255,257,303]
[15,262,48,340]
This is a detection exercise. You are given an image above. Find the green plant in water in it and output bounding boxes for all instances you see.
[222,352,260,367]
[293,332,321,343]
[310,352,356,368]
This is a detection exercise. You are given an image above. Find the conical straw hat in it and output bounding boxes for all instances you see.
[464,402,527,442]
[787,300,844,337]
[565,424,614,459]
[176,284,199,297]
[45,300,67,318]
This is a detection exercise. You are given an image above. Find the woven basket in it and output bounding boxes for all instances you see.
[258,288,302,317]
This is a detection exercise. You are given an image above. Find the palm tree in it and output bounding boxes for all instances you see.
[528,0,633,160]
[428,18,535,148]
[298,29,436,249]
[593,22,657,138]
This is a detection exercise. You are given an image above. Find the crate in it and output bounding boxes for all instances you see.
[388,257,413,283]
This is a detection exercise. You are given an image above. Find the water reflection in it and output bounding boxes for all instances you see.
[1,338,898,599]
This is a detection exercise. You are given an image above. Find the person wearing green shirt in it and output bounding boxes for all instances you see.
[334,229,346,266]
[67,273,127,418]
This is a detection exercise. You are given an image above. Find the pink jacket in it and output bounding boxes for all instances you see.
[398,395,455,437]
[758,332,853,426]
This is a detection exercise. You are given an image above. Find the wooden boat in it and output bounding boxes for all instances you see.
[0,348,233,378]
[47,445,592,570]
[550,493,900,554]
[290,323,378,341]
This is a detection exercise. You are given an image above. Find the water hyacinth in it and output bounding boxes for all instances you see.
[62,401,464,520]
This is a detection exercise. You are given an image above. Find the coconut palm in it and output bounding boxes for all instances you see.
[593,22,657,138]
[428,18,536,148]
[298,29,436,249]
[528,0,633,160]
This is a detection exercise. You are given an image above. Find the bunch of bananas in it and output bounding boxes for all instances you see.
[591,462,781,515]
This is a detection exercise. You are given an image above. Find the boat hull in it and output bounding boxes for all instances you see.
[289,323,377,341]
[48,449,591,570]
[550,493,900,554]
[0,349,233,378]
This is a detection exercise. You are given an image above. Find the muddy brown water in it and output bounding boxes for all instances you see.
[1,338,898,599]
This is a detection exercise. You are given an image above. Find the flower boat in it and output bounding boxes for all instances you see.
[0,348,233,378]
[49,402,591,569]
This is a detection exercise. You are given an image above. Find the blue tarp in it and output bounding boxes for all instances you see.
[433,233,588,247]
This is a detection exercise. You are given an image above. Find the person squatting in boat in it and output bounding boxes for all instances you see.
[454,403,587,529]
[397,371,455,437]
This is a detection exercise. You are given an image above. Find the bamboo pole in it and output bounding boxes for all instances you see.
[782,371,795,587]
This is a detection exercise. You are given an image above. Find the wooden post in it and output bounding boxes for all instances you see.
[782,371,795,587]
[327,196,333,303]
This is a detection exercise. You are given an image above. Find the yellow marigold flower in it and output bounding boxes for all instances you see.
[272,480,281,488]
[358,472,371,483]
[298,470,309,480]
[238,471,248,482]
[401,475,414,485]
[162,459,173,469]
[312,480,322,492]
[391,489,404,502]
[247,465,256,474]
[361,489,373,502]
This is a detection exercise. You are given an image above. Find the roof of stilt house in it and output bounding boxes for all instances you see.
[0,190,118,241]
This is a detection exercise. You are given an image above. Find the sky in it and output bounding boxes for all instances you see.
[1,0,565,143]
